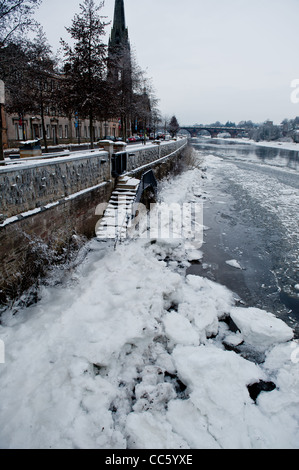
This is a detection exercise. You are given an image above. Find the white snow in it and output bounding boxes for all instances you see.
[163,312,199,347]
[225,259,243,269]
[230,307,294,352]
[172,344,265,449]
[186,249,203,262]
[0,156,298,449]
[232,137,299,152]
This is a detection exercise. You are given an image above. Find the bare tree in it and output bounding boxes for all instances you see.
[0,40,36,140]
[129,56,160,142]
[27,28,57,151]
[162,115,170,135]
[0,0,41,47]
[0,28,57,150]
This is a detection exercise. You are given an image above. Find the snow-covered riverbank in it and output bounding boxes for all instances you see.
[0,158,298,449]
[229,137,299,152]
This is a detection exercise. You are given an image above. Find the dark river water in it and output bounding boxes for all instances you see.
[188,137,299,336]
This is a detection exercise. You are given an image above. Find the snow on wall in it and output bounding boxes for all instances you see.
[0,139,187,221]
[0,151,110,219]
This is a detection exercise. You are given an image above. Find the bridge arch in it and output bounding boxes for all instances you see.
[179,129,192,138]
[180,126,246,139]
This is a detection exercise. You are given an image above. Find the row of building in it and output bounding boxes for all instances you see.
[1,0,135,150]
[2,112,121,150]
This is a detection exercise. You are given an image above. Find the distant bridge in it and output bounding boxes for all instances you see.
[180,126,246,138]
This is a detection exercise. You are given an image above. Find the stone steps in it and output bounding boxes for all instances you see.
[96,176,140,240]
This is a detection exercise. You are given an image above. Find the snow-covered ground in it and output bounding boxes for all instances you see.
[0,157,298,449]
[234,137,299,152]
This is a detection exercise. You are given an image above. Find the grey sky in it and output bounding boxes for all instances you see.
[35,0,299,125]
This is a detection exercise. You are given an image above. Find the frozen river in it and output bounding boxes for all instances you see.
[0,139,299,449]
[190,138,299,336]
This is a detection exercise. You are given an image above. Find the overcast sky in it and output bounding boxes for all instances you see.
[34,0,299,125]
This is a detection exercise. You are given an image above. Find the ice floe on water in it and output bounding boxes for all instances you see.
[225,259,243,269]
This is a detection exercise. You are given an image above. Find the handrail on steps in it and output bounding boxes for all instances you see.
[113,169,157,249]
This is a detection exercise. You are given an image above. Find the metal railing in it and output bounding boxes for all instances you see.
[113,170,157,249]
[133,169,157,206]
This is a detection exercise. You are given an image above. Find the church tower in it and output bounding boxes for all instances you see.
[108,0,132,139]
[109,0,130,51]
[108,0,131,84]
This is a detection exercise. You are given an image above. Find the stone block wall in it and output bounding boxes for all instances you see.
[126,139,186,172]
[0,180,113,305]
[0,139,187,221]
[0,150,110,219]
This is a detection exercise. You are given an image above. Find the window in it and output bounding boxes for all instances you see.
[46,125,50,139]
[14,121,27,140]
[59,125,63,139]
[15,123,23,140]
[65,125,68,139]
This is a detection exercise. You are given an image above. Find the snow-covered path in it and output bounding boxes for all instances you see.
[0,158,298,449]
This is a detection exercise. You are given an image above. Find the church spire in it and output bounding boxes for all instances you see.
[109,0,130,49]
[108,0,132,140]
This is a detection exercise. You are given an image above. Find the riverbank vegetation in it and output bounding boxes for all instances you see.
[204,118,299,143]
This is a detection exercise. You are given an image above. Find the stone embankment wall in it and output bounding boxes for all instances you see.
[0,150,110,220]
[127,140,185,173]
[0,138,188,305]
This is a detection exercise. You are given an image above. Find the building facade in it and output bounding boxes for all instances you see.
[4,112,120,149]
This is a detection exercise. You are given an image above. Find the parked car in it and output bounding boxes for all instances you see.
[156,133,165,140]
[103,135,116,142]
[127,136,136,143]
